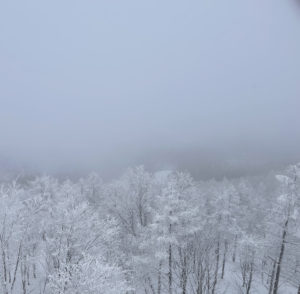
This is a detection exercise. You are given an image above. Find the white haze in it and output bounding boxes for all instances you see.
[0,0,300,178]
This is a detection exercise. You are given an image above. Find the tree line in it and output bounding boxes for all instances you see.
[0,164,300,293]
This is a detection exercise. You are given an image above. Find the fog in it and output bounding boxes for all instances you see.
[0,0,300,179]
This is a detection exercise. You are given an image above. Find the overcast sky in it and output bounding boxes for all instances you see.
[0,0,300,178]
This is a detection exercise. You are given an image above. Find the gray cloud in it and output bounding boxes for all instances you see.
[0,0,299,179]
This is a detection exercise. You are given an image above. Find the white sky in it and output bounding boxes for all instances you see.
[0,0,300,177]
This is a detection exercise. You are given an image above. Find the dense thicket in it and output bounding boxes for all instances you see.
[0,164,300,293]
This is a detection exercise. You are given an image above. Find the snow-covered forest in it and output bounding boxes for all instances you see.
[1,0,300,293]
[0,163,300,294]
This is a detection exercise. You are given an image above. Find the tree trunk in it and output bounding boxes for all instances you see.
[168,219,173,294]
[246,260,253,294]
[232,235,237,263]
[221,240,228,279]
[1,248,7,285]
[168,244,173,294]
[212,238,220,294]
[33,263,36,279]
[196,264,203,294]
[157,261,162,294]
[273,219,288,294]
[21,262,27,294]
[181,255,187,294]
[206,262,211,293]
[11,242,22,293]
[268,259,277,294]
[147,277,156,294]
